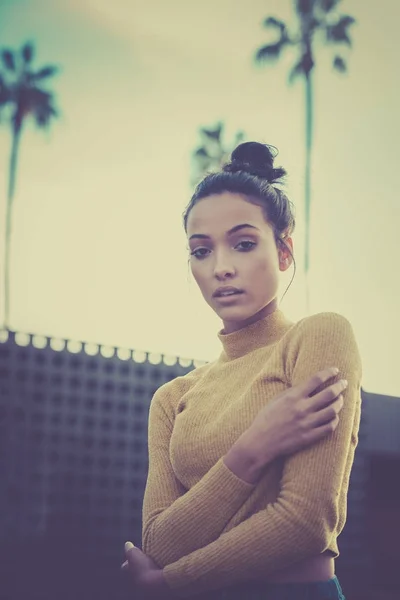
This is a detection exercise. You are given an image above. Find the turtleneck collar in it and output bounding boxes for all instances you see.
[217,308,294,361]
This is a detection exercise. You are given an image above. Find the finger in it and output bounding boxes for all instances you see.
[124,541,142,576]
[312,415,340,439]
[300,415,340,446]
[124,542,135,569]
[297,367,340,398]
[304,378,347,413]
[125,541,135,555]
[306,395,344,428]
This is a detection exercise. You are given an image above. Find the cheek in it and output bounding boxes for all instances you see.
[247,255,278,288]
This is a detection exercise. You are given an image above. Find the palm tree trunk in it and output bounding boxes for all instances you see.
[304,70,313,314]
[4,121,21,329]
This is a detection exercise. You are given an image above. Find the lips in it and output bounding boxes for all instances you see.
[213,287,244,298]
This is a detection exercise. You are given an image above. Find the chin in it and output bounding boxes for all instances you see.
[215,305,256,322]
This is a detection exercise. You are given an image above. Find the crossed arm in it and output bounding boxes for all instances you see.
[141,387,257,565]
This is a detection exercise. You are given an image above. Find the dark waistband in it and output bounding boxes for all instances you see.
[207,576,344,600]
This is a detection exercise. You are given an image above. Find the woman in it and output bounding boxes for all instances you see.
[122,142,362,600]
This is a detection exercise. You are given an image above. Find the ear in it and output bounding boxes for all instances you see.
[278,236,294,272]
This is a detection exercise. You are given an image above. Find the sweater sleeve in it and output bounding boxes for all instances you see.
[141,380,256,566]
[162,313,363,597]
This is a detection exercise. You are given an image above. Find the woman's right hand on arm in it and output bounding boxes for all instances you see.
[224,367,348,483]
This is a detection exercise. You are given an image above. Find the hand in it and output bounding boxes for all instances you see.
[121,542,176,599]
[238,367,348,464]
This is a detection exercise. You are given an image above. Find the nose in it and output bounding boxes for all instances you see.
[213,253,236,281]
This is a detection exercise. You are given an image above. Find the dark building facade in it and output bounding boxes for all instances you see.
[0,331,398,600]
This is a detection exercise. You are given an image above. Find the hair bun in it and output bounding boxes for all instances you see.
[224,141,286,183]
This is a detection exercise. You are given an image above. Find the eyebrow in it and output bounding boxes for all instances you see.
[188,223,260,241]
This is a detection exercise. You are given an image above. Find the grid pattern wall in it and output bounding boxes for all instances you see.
[0,333,194,600]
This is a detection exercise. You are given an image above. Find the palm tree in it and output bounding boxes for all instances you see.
[191,122,245,187]
[0,42,59,330]
[255,0,355,312]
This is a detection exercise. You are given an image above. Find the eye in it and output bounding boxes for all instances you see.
[236,240,256,251]
[190,247,210,259]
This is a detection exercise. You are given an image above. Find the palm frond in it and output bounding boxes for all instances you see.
[34,102,58,127]
[296,0,317,17]
[200,123,223,142]
[191,145,214,186]
[1,49,16,72]
[255,41,286,63]
[0,89,9,119]
[0,90,10,106]
[30,65,59,82]
[256,14,290,65]
[333,55,346,72]
[288,60,304,84]
[29,87,54,108]
[318,0,341,12]
[326,15,356,45]
[21,87,58,127]
[10,86,57,129]
[0,73,7,103]
[194,147,210,159]
[191,123,247,185]
[22,42,34,64]
[289,51,315,82]
[263,16,287,33]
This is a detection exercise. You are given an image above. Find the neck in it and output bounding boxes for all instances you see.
[218,305,294,361]
[222,299,279,334]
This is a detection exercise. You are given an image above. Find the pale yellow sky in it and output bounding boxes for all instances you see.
[0,0,399,396]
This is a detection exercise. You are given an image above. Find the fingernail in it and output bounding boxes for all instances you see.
[125,541,134,551]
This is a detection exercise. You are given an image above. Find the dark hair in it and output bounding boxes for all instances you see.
[183,141,297,301]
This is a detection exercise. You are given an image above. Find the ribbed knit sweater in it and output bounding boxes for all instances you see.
[141,309,362,597]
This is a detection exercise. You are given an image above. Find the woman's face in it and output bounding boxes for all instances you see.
[186,192,293,333]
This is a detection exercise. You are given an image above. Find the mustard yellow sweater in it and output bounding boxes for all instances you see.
[141,310,362,597]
